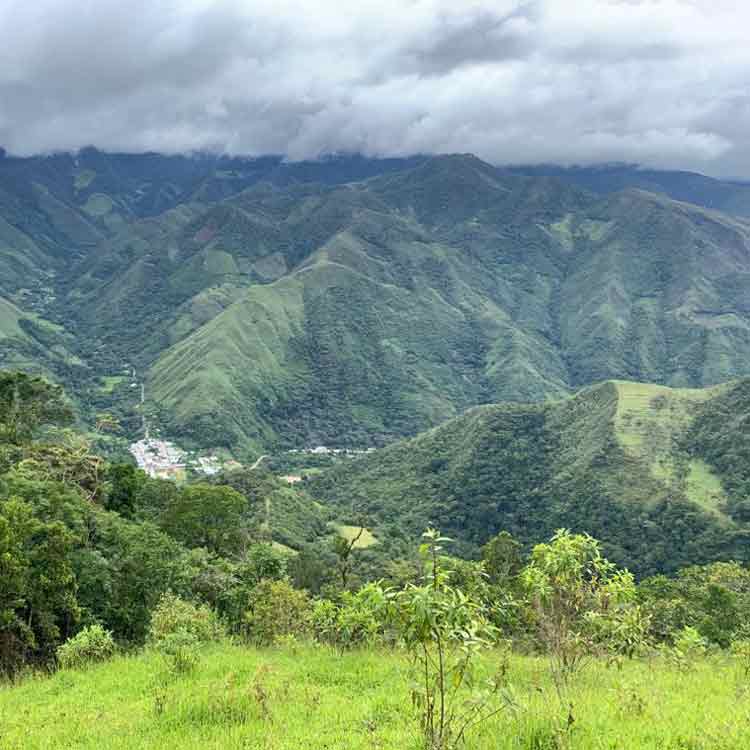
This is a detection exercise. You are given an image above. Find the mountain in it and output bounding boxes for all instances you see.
[509,164,750,218]
[146,157,750,452]
[1,150,750,455]
[308,379,750,576]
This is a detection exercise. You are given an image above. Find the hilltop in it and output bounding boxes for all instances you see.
[309,378,750,576]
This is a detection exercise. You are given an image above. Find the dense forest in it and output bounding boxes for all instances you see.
[309,378,750,577]
[3,370,750,680]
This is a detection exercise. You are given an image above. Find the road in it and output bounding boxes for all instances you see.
[250,454,268,470]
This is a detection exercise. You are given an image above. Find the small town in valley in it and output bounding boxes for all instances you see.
[129,438,187,480]
[129,438,235,480]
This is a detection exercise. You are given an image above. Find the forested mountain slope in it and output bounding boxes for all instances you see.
[1,150,750,453]
[148,157,750,451]
[309,379,750,576]
[510,164,750,218]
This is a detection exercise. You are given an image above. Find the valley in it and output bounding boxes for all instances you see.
[5,4,750,748]
[2,151,750,458]
[3,154,750,750]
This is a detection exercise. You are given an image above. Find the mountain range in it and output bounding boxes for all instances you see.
[1,149,750,455]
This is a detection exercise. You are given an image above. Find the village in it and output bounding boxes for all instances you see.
[128,437,233,481]
[128,438,375,482]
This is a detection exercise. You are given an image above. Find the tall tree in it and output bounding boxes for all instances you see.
[0,372,73,445]
[158,484,247,557]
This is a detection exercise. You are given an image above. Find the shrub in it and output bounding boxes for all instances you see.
[730,638,750,678]
[154,630,201,674]
[243,579,311,646]
[311,583,394,650]
[394,530,507,750]
[148,593,224,674]
[56,625,115,670]
[148,592,224,645]
[310,598,339,645]
[522,529,644,693]
[666,626,708,671]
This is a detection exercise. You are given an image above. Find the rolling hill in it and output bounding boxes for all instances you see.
[308,379,750,576]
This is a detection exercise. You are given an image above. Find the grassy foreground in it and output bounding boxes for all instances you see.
[2,644,749,749]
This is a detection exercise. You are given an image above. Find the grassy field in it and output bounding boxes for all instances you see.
[99,375,127,394]
[0,297,28,341]
[2,644,748,749]
[612,380,729,512]
[333,523,379,549]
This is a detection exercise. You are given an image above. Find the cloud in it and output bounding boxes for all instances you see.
[1,0,749,177]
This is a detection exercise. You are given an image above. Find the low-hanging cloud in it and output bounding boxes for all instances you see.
[1,0,749,177]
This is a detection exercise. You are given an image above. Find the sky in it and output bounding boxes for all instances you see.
[1,0,749,177]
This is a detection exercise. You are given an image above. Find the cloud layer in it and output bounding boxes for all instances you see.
[1,0,749,176]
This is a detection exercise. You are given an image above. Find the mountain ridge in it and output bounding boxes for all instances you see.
[1,151,750,453]
[308,377,750,576]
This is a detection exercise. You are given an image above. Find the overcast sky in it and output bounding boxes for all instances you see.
[1,0,748,177]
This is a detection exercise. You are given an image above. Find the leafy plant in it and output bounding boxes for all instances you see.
[154,629,200,674]
[522,529,645,695]
[148,592,224,645]
[730,637,750,678]
[310,582,394,651]
[394,529,509,749]
[243,579,310,646]
[147,593,223,673]
[56,625,115,670]
[666,626,708,671]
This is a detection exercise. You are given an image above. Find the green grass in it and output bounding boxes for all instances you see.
[99,375,126,394]
[203,248,240,275]
[685,459,726,513]
[82,193,114,217]
[613,381,716,450]
[333,523,379,548]
[0,297,27,340]
[73,169,96,191]
[2,644,749,749]
[612,381,728,510]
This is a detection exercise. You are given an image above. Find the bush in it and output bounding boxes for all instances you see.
[730,638,750,678]
[148,592,224,645]
[666,626,708,671]
[148,593,224,674]
[154,630,201,674]
[311,583,394,650]
[522,529,643,693]
[56,625,116,670]
[243,579,311,646]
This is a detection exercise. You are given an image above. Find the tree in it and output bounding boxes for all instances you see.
[482,531,523,586]
[87,513,191,643]
[0,372,73,445]
[332,526,364,589]
[20,431,106,503]
[243,579,310,646]
[158,484,246,557]
[522,529,646,695]
[639,561,750,647]
[94,413,121,435]
[481,531,527,636]
[103,463,147,518]
[394,529,508,750]
[0,497,79,675]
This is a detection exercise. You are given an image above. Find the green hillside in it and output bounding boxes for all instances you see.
[308,379,750,576]
[146,161,750,453]
[3,644,747,750]
[2,151,750,455]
